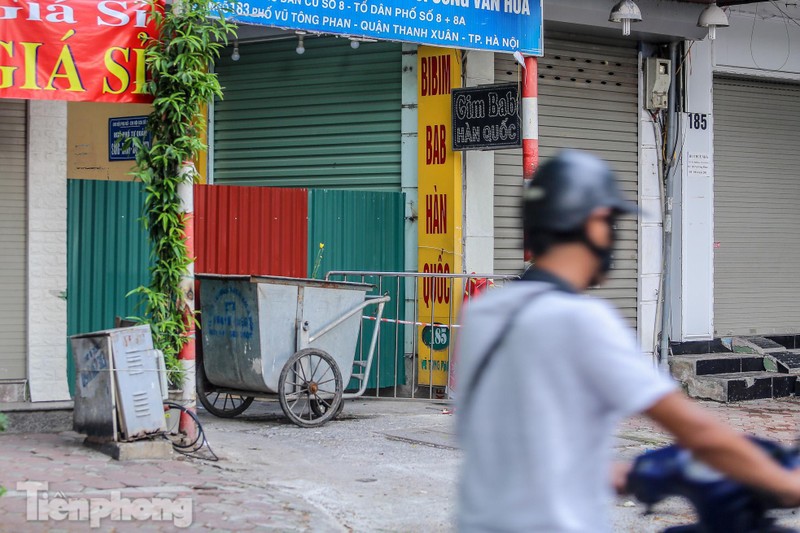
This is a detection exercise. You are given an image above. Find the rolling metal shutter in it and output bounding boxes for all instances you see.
[713,77,800,336]
[213,37,402,190]
[494,37,639,322]
[0,99,27,380]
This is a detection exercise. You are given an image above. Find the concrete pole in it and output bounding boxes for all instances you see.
[522,56,539,182]
[178,162,197,440]
[522,56,538,263]
[401,43,418,372]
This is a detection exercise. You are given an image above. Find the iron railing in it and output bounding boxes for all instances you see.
[325,271,519,400]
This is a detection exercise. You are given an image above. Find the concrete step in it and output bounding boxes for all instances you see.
[0,401,73,433]
[729,336,787,355]
[670,353,765,383]
[766,351,800,374]
[683,371,796,402]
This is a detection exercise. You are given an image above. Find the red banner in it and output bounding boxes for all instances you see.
[0,0,161,103]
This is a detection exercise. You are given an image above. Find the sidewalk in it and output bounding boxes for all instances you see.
[636,395,800,438]
[0,397,799,531]
[0,431,343,531]
[616,395,800,457]
[612,397,800,531]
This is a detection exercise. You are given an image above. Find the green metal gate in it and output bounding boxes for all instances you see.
[66,180,151,396]
[308,189,406,390]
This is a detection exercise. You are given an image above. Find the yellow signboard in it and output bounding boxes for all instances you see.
[417,47,463,386]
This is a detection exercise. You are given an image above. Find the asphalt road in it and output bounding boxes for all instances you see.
[200,399,459,532]
[197,397,800,532]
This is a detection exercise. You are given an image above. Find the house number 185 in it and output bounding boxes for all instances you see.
[688,113,708,130]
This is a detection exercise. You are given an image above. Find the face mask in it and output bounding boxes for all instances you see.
[584,219,616,285]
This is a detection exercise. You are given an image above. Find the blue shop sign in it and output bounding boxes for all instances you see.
[108,116,151,162]
[213,0,543,56]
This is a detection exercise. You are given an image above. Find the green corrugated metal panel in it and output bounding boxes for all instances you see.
[67,180,151,396]
[214,37,402,190]
[308,189,405,390]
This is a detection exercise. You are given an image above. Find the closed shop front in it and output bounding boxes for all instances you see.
[713,77,800,336]
[213,37,402,191]
[0,99,27,381]
[493,36,639,322]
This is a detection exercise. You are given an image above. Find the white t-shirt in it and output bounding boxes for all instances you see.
[456,278,676,533]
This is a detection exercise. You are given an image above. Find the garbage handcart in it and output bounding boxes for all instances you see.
[196,274,389,427]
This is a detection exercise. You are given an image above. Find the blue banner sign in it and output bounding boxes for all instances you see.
[108,116,151,162]
[213,0,543,56]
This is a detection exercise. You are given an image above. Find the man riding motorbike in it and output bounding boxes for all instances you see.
[455,150,800,532]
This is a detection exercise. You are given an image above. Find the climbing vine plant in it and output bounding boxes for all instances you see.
[131,0,236,386]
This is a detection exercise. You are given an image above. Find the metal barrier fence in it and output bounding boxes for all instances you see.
[325,271,520,400]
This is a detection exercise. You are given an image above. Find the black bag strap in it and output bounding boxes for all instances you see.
[461,286,553,415]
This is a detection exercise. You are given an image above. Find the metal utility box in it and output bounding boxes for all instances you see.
[70,325,166,441]
[645,57,671,110]
[199,275,372,394]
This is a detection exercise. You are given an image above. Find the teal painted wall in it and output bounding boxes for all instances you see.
[308,189,406,390]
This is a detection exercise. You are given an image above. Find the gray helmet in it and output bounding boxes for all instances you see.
[522,150,636,236]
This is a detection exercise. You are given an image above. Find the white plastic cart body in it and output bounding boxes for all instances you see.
[197,275,389,427]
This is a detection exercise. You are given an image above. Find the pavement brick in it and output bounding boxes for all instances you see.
[200,515,233,529]
[67,475,120,491]
[618,397,800,446]
[119,476,158,488]
[46,482,85,493]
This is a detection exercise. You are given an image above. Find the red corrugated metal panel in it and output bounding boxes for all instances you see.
[195,184,308,277]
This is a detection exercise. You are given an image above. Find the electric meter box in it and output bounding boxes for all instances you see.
[645,58,671,110]
[70,325,166,442]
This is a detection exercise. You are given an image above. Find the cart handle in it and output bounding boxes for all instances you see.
[343,294,390,399]
[306,294,391,345]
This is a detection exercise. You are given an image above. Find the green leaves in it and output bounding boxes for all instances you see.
[129,0,237,388]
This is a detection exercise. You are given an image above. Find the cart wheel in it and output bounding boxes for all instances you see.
[197,376,254,418]
[311,396,345,419]
[279,348,343,428]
